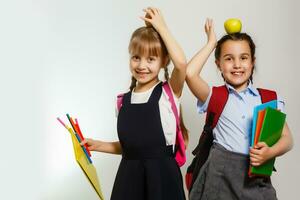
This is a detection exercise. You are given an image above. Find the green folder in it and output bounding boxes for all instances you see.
[249,107,286,177]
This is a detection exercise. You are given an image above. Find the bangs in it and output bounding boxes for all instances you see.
[129,29,163,58]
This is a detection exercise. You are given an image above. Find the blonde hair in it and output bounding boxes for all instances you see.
[128,26,189,147]
[129,27,170,91]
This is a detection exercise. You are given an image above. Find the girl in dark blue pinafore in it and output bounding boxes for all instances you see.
[81,7,188,199]
[113,82,185,200]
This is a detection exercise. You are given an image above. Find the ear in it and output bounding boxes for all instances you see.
[162,55,170,68]
[252,56,256,66]
[215,59,221,71]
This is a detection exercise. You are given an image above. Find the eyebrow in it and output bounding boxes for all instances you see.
[223,53,250,57]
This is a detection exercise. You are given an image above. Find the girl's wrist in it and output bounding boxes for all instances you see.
[268,146,277,159]
[207,40,217,48]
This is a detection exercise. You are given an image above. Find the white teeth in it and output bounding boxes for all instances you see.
[136,70,148,74]
[232,72,242,75]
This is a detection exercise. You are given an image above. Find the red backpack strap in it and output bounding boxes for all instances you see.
[206,85,229,129]
[257,88,277,103]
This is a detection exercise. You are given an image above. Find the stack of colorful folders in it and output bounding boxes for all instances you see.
[249,100,286,177]
[57,114,104,200]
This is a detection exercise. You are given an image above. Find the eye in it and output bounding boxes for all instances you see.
[148,56,157,62]
[241,56,248,60]
[225,57,232,61]
[131,55,140,61]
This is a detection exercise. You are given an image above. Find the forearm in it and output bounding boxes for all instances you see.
[95,141,122,155]
[157,26,186,69]
[185,42,215,102]
[270,133,293,158]
[186,42,216,78]
[157,26,187,97]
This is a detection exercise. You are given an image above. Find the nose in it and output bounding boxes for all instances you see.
[233,59,241,69]
[137,59,147,70]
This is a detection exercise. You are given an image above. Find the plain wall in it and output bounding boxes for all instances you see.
[0,0,299,199]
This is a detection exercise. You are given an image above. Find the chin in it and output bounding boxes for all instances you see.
[230,82,249,90]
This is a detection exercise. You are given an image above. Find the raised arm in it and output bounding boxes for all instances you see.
[142,7,187,98]
[186,19,217,103]
[81,139,122,155]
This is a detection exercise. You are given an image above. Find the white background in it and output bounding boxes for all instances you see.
[0,0,299,199]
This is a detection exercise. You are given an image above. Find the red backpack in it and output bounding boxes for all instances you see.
[185,85,277,192]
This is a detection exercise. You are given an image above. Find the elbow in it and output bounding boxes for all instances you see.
[186,67,196,79]
[289,137,294,151]
[175,59,187,71]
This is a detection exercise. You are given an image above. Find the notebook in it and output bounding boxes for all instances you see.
[249,107,286,177]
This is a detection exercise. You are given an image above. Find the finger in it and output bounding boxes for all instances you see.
[140,16,151,22]
[250,148,261,155]
[151,7,159,15]
[205,19,209,32]
[156,8,162,15]
[146,7,155,16]
[80,139,88,146]
[249,153,260,160]
[250,155,261,162]
[143,8,154,18]
[256,142,267,148]
[140,16,152,26]
[250,161,261,166]
[207,18,212,27]
[209,19,214,29]
[86,145,94,151]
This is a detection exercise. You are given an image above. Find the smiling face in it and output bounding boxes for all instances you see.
[130,53,162,89]
[128,27,169,91]
[216,40,255,92]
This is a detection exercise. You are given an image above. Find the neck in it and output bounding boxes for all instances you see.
[134,78,160,93]
[227,81,249,93]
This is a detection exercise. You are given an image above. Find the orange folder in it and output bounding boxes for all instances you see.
[253,109,266,146]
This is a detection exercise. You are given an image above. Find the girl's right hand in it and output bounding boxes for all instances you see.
[80,138,103,151]
[205,18,217,46]
[141,7,167,33]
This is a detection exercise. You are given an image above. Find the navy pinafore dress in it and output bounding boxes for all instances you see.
[111,83,185,200]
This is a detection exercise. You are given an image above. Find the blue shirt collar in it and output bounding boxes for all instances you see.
[225,82,259,96]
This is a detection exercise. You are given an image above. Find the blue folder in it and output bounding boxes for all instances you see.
[251,100,277,147]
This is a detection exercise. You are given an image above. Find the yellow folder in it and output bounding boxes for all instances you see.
[68,128,104,200]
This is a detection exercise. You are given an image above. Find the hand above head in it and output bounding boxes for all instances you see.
[249,142,274,167]
[141,7,167,32]
[204,18,217,46]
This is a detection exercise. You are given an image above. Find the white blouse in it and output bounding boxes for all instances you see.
[116,82,180,147]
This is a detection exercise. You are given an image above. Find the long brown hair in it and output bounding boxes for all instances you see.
[128,26,189,148]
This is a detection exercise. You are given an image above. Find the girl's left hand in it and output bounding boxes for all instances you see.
[204,18,217,46]
[249,142,274,166]
[141,7,167,31]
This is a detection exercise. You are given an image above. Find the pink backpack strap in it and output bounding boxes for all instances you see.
[162,81,186,167]
[117,94,124,111]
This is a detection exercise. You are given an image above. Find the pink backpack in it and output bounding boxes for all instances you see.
[117,82,186,167]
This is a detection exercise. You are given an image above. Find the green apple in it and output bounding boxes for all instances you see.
[224,18,242,34]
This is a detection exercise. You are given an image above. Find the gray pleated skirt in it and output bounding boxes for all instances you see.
[189,143,277,200]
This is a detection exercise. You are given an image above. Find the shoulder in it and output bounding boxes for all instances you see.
[115,90,130,116]
[256,87,286,112]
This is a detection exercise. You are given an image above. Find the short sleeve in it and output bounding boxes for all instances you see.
[196,86,212,114]
[115,98,119,117]
[277,96,285,113]
[161,83,180,115]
